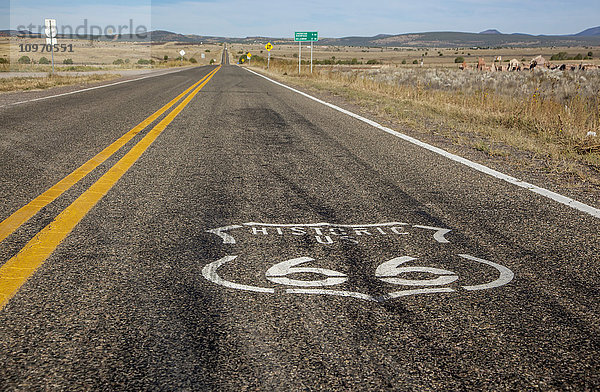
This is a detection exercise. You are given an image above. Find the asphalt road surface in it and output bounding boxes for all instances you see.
[0,62,598,391]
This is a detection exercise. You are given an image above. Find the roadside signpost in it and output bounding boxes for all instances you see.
[294,32,318,73]
[179,49,185,64]
[44,19,57,74]
[265,42,273,69]
[247,52,252,65]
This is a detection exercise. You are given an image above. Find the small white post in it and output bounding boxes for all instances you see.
[267,51,270,69]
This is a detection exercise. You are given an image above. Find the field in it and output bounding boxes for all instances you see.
[245,54,600,187]
[228,42,600,68]
[2,37,223,70]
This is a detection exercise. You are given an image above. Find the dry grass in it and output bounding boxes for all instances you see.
[0,73,121,93]
[249,59,600,185]
[2,37,223,69]
[229,42,600,68]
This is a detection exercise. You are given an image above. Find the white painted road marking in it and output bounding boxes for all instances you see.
[202,256,275,294]
[0,67,195,109]
[265,257,348,287]
[202,254,514,302]
[244,67,600,220]
[206,225,243,244]
[459,254,515,291]
[375,256,458,286]
[206,222,452,245]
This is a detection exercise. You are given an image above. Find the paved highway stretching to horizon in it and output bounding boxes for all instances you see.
[0,52,598,390]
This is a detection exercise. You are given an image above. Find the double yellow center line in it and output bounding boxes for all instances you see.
[0,65,221,309]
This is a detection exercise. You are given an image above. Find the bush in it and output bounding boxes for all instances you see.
[18,56,31,64]
[574,53,583,60]
[454,56,465,63]
[0,58,8,64]
[163,55,168,61]
[63,58,73,64]
[205,49,210,52]
[550,52,568,61]
[137,59,152,65]
[113,58,124,65]
[210,59,215,65]
[401,59,406,64]
[366,59,380,65]
[39,57,50,64]
[189,57,197,63]
[588,51,593,58]
[412,59,418,64]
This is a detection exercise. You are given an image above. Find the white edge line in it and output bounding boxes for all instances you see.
[0,67,198,109]
[244,67,600,220]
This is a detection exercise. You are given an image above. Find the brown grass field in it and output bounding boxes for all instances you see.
[229,42,600,69]
[2,37,223,70]
[245,56,600,187]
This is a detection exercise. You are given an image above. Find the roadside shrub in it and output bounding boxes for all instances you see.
[189,57,197,63]
[366,59,380,65]
[574,53,583,60]
[137,59,152,65]
[210,59,215,64]
[205,49,210,52]
[587,51,593,58]
[550,52,568,61]
[18,56,31,64]
[412,59,418,64]
[401,59,406,64]
[454,56,465,63]
[163,55,168,61]
[0,58,8,64]
[63,58,73,64]
[39,57,50,64]
[113,58,124,65]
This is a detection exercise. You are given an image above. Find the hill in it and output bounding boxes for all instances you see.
[574,26,600,37]
[479,29,502,35]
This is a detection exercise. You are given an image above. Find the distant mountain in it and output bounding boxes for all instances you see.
[318,31,600,48]
[574,26,600,37]
[480,29,502,35]
[5,27,600,48]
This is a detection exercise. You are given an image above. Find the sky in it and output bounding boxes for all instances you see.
[4,0,600,37]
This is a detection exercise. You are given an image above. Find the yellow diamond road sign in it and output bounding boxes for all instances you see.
[247,52,252,58]
[265,42,273,51]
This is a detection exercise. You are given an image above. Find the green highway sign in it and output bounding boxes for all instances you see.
[295,31,318,42]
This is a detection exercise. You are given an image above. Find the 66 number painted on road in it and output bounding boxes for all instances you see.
[202,254,514,303]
